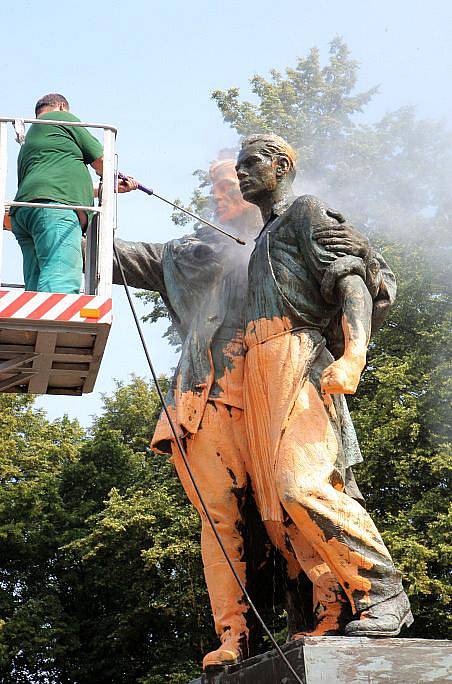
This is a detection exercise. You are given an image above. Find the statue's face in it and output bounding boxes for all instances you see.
[235,145,278,204]
[212,177,252,223]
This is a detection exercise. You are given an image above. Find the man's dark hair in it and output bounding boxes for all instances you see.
[241,134,297,181]
[35,93,69,117]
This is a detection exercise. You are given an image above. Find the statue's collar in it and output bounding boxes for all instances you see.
[270,193,295,218]
[255,193,296,242]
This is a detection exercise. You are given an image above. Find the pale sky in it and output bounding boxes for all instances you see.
[1,0,451,425]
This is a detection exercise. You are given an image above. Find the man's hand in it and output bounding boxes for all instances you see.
[3,209,12,231]
[117,176,139,193]
[314,210,371,259]
[320,353,366,395]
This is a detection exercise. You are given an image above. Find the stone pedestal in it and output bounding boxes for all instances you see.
[189,637,452,683]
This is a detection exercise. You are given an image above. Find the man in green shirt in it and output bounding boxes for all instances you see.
[10,93,135,293]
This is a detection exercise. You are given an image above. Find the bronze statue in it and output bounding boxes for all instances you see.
[112,153,399,670]
[236,133,413,638]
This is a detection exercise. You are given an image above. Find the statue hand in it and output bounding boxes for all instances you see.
[313,210,371,259]
[320,354,365,395]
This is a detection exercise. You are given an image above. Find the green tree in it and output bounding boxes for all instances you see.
[0,381,213,684]
[210,37,452,639]
[145,37,451,639]
[0,394,84,682]
[350,245,451,638]
[0,37,450,684]
[57,377,211,684]
[212,37,452,244]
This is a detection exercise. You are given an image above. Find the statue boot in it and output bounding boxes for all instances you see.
[345,590,413,637]
[202,561,249,669]
[291,567,352,638]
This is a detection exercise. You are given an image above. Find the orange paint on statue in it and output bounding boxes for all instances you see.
[321,312,368,395]
[265,519,351,634]
[152,355,214,452]
[245,314,296,350]
[276,375,386,612]
[292,565,350,637]
[210,159,260,226]
[244,317,396,614]
[170,401,250,665]
[160,382,352,649]
[148,168,368,658]
[244,323,324,521]
[214,334,246,410]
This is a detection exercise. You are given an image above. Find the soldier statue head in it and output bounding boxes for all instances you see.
[235,134,297,216]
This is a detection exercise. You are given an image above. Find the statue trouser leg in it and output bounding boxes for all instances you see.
[244,333,410,636]
[171,401,249,668]
[264,520,351,636]
[285,524,351,636]
[274,379,406,616]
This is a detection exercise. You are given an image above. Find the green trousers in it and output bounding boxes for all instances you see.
[11,204,82,294]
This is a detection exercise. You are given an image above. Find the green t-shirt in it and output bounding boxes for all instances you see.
[12,111,103,214]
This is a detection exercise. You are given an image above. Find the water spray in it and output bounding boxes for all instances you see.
[118,172,246,245]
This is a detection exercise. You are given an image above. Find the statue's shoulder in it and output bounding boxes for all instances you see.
[289,195,331,232]
[164,233,220,276]
[165,232,206,255]
[293,194,329,213]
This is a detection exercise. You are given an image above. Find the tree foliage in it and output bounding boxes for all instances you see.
[0,381,211,683]
[0,395,84,682]
[213,38,377,173]
[350,246,451,637]
[0,37,450,684]
[211,36,451,639]
[212,37,452,244]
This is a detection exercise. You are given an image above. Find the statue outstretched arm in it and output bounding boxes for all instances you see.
[113,238,166,293]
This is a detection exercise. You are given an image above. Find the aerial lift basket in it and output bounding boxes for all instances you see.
[0,117,116,395]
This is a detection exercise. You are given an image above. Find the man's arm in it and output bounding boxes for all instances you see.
[320,275,372,394]
[90,158,137,194]
[312,216,397,331]
[313,210,371,259]
[91,157,103,177]
[294,197,372,393]
[113,233,222,298]
[3,208,11,230]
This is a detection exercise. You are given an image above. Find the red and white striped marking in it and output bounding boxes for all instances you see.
[0,290,112,324]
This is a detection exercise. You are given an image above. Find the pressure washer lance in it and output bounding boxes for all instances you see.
[117,172,246,245]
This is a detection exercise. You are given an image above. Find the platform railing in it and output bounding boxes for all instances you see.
[0,117,117,298]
